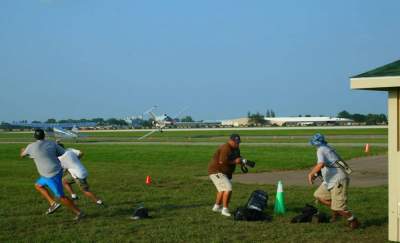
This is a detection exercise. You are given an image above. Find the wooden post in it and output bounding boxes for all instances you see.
[388,88,400,241]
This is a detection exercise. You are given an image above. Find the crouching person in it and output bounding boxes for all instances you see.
[308,133,360,229]
[57,142,104,206]
[208,134,243,217]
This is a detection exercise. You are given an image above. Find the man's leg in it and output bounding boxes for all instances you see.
[35,184,56,206]
[59,196,81,215]
[83,191,101,203]
[222,191,232,208]
[314,184,331,208]
[215,191,223,205]
[210,174,224,212]
[63,180,75,196]
[77,178,102,204]
[314,196,341,222]
[47,172,83,218]
[316,197,331,207]
[63,173,78,199]
[221,191,232,217]
[331,180,360,229]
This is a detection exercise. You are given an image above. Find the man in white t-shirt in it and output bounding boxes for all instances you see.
[57,142,103,206]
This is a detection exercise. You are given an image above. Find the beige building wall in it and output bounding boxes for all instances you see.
[221,118,249,127]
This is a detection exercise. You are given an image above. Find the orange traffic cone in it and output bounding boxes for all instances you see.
[145,176,152,185]
[364,144,370,153]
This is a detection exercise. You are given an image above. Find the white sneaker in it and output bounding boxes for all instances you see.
[212,204,222,212]
[221,208,231,217]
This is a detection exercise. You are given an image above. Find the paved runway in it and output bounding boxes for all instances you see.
[234,155,387,187]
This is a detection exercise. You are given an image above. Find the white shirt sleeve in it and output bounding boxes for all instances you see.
[69,148,82,157]
[316,148,325,164]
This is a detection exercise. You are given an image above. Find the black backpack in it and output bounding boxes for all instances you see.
[291,204,329,223]
[234,190,271,221]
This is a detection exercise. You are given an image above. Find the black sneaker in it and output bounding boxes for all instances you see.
[73,211,85,221]
[46,202,61,215]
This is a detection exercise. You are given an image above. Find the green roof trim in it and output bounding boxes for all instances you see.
[352,59,400,78]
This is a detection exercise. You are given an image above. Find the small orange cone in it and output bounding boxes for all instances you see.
[145,176,152,185]
[365,144,370,153]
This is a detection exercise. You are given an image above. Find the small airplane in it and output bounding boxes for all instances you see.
[138,106,188,140]
[13,122,89,141]
[52,125,81,140]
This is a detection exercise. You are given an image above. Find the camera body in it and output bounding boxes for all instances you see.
[240,158,256,173]
[241,158,256,168]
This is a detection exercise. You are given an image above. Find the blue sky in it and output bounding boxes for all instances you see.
[1,0,399,121]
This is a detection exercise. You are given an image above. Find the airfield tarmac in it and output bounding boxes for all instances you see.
[235,155,387,187]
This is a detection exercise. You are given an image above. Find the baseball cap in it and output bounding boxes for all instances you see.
[310,133,327,146]
[230,134,241,144]
[34,128,45,140]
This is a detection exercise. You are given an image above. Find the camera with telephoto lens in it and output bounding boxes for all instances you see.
[241,158,256,168]
[240,158,256,173]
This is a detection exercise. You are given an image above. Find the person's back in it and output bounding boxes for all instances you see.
[24,140,64,177]
[317,145,347,189]
[59,149,88,179]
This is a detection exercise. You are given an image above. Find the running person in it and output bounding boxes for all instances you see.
[57,142,104,206]
[20,129,84,220]
[308,133,360,229]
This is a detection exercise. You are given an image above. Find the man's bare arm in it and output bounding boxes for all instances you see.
[20,147,27,158]
[308,162,324,185]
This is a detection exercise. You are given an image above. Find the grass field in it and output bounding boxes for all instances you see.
[0,129,390,242]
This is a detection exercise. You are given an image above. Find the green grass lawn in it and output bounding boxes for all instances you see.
[0,142,388,242]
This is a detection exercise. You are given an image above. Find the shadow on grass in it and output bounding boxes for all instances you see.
[362,216,388,228]
[158,203,207,211]
[104,202,207,219]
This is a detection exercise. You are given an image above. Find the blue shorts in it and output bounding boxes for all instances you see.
[36,171,65,198]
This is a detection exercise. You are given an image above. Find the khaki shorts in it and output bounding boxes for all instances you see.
[314,179,349,211]
[63,171,90,192]
[209,173,232,192]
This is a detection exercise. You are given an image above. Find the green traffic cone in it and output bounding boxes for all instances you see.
[274,180,286,214]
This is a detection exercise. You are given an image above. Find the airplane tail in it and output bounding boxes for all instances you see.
[71,125,79,134]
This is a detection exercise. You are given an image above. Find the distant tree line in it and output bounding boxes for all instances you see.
[36,118,130,126]
[265,109,276,118]
[337,110,387,125]
[247,112,267,125]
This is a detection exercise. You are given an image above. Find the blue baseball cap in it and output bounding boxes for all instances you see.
[310,133,327,146]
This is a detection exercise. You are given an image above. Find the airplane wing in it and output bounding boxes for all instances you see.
[148,111,157,120]
[53,127,79,139]
[143,106,158,120]
[138,129,159,140]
